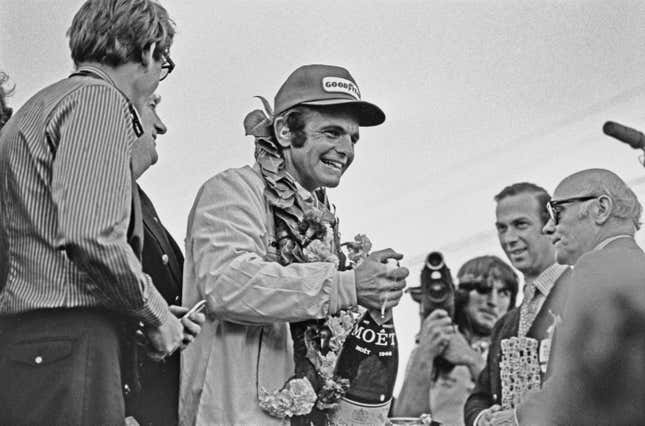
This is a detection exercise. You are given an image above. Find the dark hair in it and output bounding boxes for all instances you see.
[0,92,12,131]
[494,182,551,226]
[454,255,519,333]
[0,72,14,132]
[67,0,175,67]
[278,106,310,148]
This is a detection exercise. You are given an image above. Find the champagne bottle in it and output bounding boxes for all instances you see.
[330,310,398,425]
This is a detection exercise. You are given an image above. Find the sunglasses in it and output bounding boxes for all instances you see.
[459,281,496,295]
[546,195,598,225]
[160,52,175,81]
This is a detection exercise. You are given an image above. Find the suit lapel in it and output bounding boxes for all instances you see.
[526,268,572,338]
[127,174,144,259]
[138,186,183,285]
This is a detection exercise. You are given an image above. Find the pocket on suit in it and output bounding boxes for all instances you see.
[0,337,81,422]
[8,338,74,366]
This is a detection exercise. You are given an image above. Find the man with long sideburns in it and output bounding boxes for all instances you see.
[464,183,572,425]
[0,1,184,424]
[515,169,645,425]
[180,64,409,425]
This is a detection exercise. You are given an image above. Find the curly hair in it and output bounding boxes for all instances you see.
[67,0,175,67]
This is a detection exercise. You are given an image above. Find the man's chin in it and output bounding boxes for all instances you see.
[509,259,529,272]
[472,318,494,336]
[555,251,574,266]
[319,176,341,188]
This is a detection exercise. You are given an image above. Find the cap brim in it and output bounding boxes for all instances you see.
[300,99,385,127]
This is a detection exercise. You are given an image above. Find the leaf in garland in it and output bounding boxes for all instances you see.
[244,109,272,137]
[262,161,282,175]
[254,95,274,118]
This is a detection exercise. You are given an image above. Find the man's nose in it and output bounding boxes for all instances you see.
[542,218,555,235]
[155,118,167,136]
[502,228,519,245]
[334,135,353,156]
[488,289,499,306]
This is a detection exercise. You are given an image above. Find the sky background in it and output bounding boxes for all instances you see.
[4,0,645,398]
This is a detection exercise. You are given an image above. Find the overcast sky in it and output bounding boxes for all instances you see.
[4,0,645,395]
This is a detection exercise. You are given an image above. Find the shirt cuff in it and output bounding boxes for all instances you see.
[132,274,172,327]
[330,269,357,313]
[513,407,519,426]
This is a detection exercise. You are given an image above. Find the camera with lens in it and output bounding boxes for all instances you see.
[408,251,460,374]
[408,251,456,320]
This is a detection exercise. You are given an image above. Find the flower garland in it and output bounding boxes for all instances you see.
[244,99,371,424]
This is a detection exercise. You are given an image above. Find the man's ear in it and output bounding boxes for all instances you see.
[141,42,157,68]
[595,195,613,224]
[273,116,292,148]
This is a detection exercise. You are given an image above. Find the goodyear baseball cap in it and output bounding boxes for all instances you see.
[273,64,385,126]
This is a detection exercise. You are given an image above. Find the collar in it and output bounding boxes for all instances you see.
[284,169,323,209]
[73,65,119,88]
[593,234,634,251]
[292,176,315,203]
[525,263,568,296]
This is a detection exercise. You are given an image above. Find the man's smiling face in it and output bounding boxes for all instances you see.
[284,108,359,191]
[495,192,555,278]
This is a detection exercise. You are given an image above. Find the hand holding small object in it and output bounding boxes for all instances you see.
[354,248,408,311]
[138,300,207,361]
[381,258,400,320]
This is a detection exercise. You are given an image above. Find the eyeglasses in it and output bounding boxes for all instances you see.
[546,195,598,225]
[159,52,175,81]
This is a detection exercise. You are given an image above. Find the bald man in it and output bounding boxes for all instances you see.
[513,169,645,425]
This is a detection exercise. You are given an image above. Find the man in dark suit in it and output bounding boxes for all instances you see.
[127,93,204,426]
[464,183,571,426]
[515,168,645,425]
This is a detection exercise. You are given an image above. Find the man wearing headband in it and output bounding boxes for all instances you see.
[179,64,409,425]
[464,182,572,425]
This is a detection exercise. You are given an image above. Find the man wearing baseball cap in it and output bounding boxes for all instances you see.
[179,64,408,424]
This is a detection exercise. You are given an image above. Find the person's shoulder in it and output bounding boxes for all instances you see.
[50,75,124,103]
[576,241,644,274]
[566,243,645,308]
[43,78,130,130]
[194,165,264,203]
[201,165,262,190]
[15,77,125,123]
[491,308,518,339]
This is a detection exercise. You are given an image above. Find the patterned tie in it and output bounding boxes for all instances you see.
[518,282,541,337]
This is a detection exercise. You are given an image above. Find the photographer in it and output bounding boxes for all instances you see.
[393,256,518,425]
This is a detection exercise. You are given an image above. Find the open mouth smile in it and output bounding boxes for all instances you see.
[321,159,344,171]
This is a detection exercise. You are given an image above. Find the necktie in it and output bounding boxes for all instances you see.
[518,282,542,337]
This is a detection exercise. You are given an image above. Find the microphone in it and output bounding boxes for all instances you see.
[603,121,645,150]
